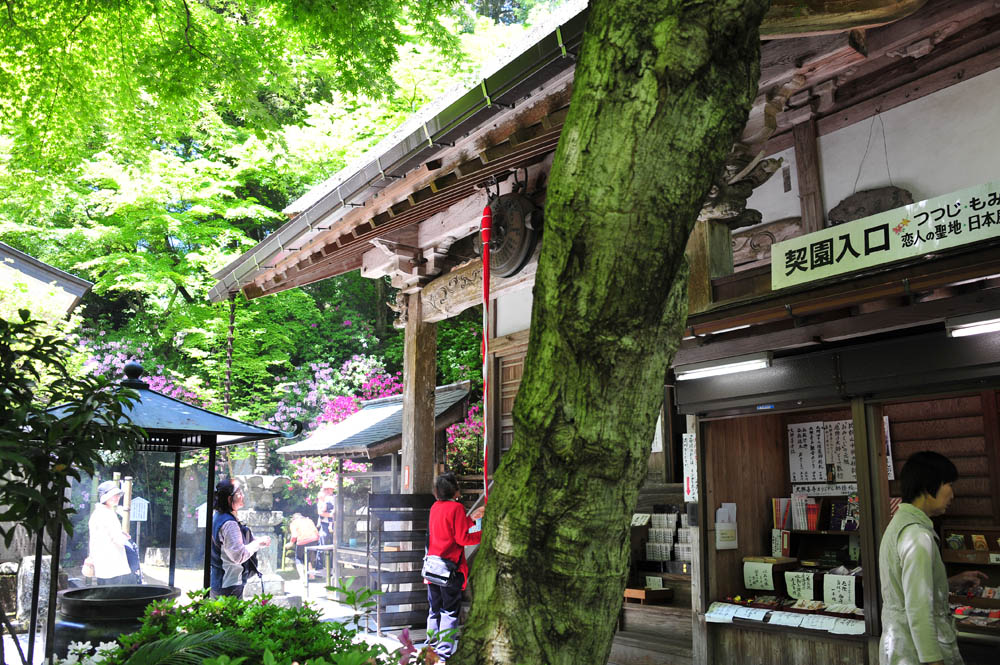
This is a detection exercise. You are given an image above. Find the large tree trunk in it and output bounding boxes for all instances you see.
[455,1,770,664]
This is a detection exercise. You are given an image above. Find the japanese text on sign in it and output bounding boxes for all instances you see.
[769,612,804,627]
[785,571,814,601]
[823,574,857,607]
[733,607,768,621]
[788,422,827,483]
[705,603,740,623]
[683,433,698,502]
[792,483,859,496]
[830,619,866,635]
[801,615,838,631]
[824,420,856,482]
[772,182,1000,289]
[744,562,774,591]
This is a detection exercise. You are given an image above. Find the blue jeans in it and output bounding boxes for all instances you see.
[425,574,464,659]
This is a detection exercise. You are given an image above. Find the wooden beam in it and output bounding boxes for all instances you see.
[675,286,1000,367]
[261,139,558,298]
[791,111,825,233]
[761,0,928,38]
[686,244,1000,335]
[420,246,540,324]
[863,0,1000,61]
[834,13,1000,116]
[490,329,530,357]
[767,40,1000,154]
[759,30,867,90]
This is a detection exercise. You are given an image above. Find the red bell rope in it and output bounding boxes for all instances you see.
[480,203,492,503]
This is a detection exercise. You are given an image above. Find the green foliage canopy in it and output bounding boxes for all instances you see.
[0,311,145,545]
[0,0,459,169]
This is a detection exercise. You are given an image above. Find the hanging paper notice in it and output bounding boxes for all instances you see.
[645,576,663,589]
[734,607,768,621]
[785,571,815,600]
[682,433,698,502]
[788,422,827,482]
[830,618,866,635]
[824,574,857,606]
[884,415,895,480]
[743,562,774,591]
[769,611,804,628]
[705,603,740,623]
[651,413,663,453]
[824,420,856,482]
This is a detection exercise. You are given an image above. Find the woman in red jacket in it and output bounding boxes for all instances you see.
[424,472,484,661]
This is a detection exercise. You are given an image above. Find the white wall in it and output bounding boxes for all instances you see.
[747,66,1000,226]
[495,287,533,337]
[745,145,799,226]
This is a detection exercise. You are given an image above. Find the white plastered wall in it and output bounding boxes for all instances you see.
[495,287,533,337]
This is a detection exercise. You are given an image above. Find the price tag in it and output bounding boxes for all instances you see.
[734,607,768,621]
[785,571,814,601]
[830,618,866,635]
[631,513,651,527]
[800,615,836,631]
[768,611,803,627]
[744,562,774,591]
[823,574,857,607]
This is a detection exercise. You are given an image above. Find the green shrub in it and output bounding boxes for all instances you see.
[96,589,392,665]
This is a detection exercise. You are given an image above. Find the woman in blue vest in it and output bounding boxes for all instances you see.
[210,478,270,598]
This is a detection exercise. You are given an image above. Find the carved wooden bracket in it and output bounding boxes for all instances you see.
[408,244,541,326]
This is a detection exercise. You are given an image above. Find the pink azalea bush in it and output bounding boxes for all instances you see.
[315,394,360,426]
[287,455,371,497]
[445,403,484,475]
[78,336,210,406]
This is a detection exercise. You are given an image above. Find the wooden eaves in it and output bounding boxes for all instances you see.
[208,0,936,305]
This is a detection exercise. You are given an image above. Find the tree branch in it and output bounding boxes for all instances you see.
[180,0,209,58]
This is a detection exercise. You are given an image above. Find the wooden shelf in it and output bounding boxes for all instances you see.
[950,593,1000,609]
[791,530,858,536]
[941,549,1000,566]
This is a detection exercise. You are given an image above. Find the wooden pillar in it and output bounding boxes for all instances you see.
[402,292,437,494]
[790,107,826,233]
[688,414,711,665]
[686,220,734,314]
[853,397,886,660]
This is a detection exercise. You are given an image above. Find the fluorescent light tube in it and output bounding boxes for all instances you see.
[946,311,1000,338]
[675,352,772,381]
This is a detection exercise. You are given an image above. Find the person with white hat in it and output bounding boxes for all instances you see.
[315,480,337,572]
[87,480,136,585]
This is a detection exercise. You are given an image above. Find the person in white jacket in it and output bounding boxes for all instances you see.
[88,480,135,585]
[879,451,986,665]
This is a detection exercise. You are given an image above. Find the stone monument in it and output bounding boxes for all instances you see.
[236,474,301,607]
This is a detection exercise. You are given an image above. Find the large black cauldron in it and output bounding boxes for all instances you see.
[54,585,181,655]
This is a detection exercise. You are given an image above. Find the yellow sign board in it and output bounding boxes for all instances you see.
[771,182,1000,290]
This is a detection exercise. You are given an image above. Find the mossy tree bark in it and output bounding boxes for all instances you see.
[454,1,770,664]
